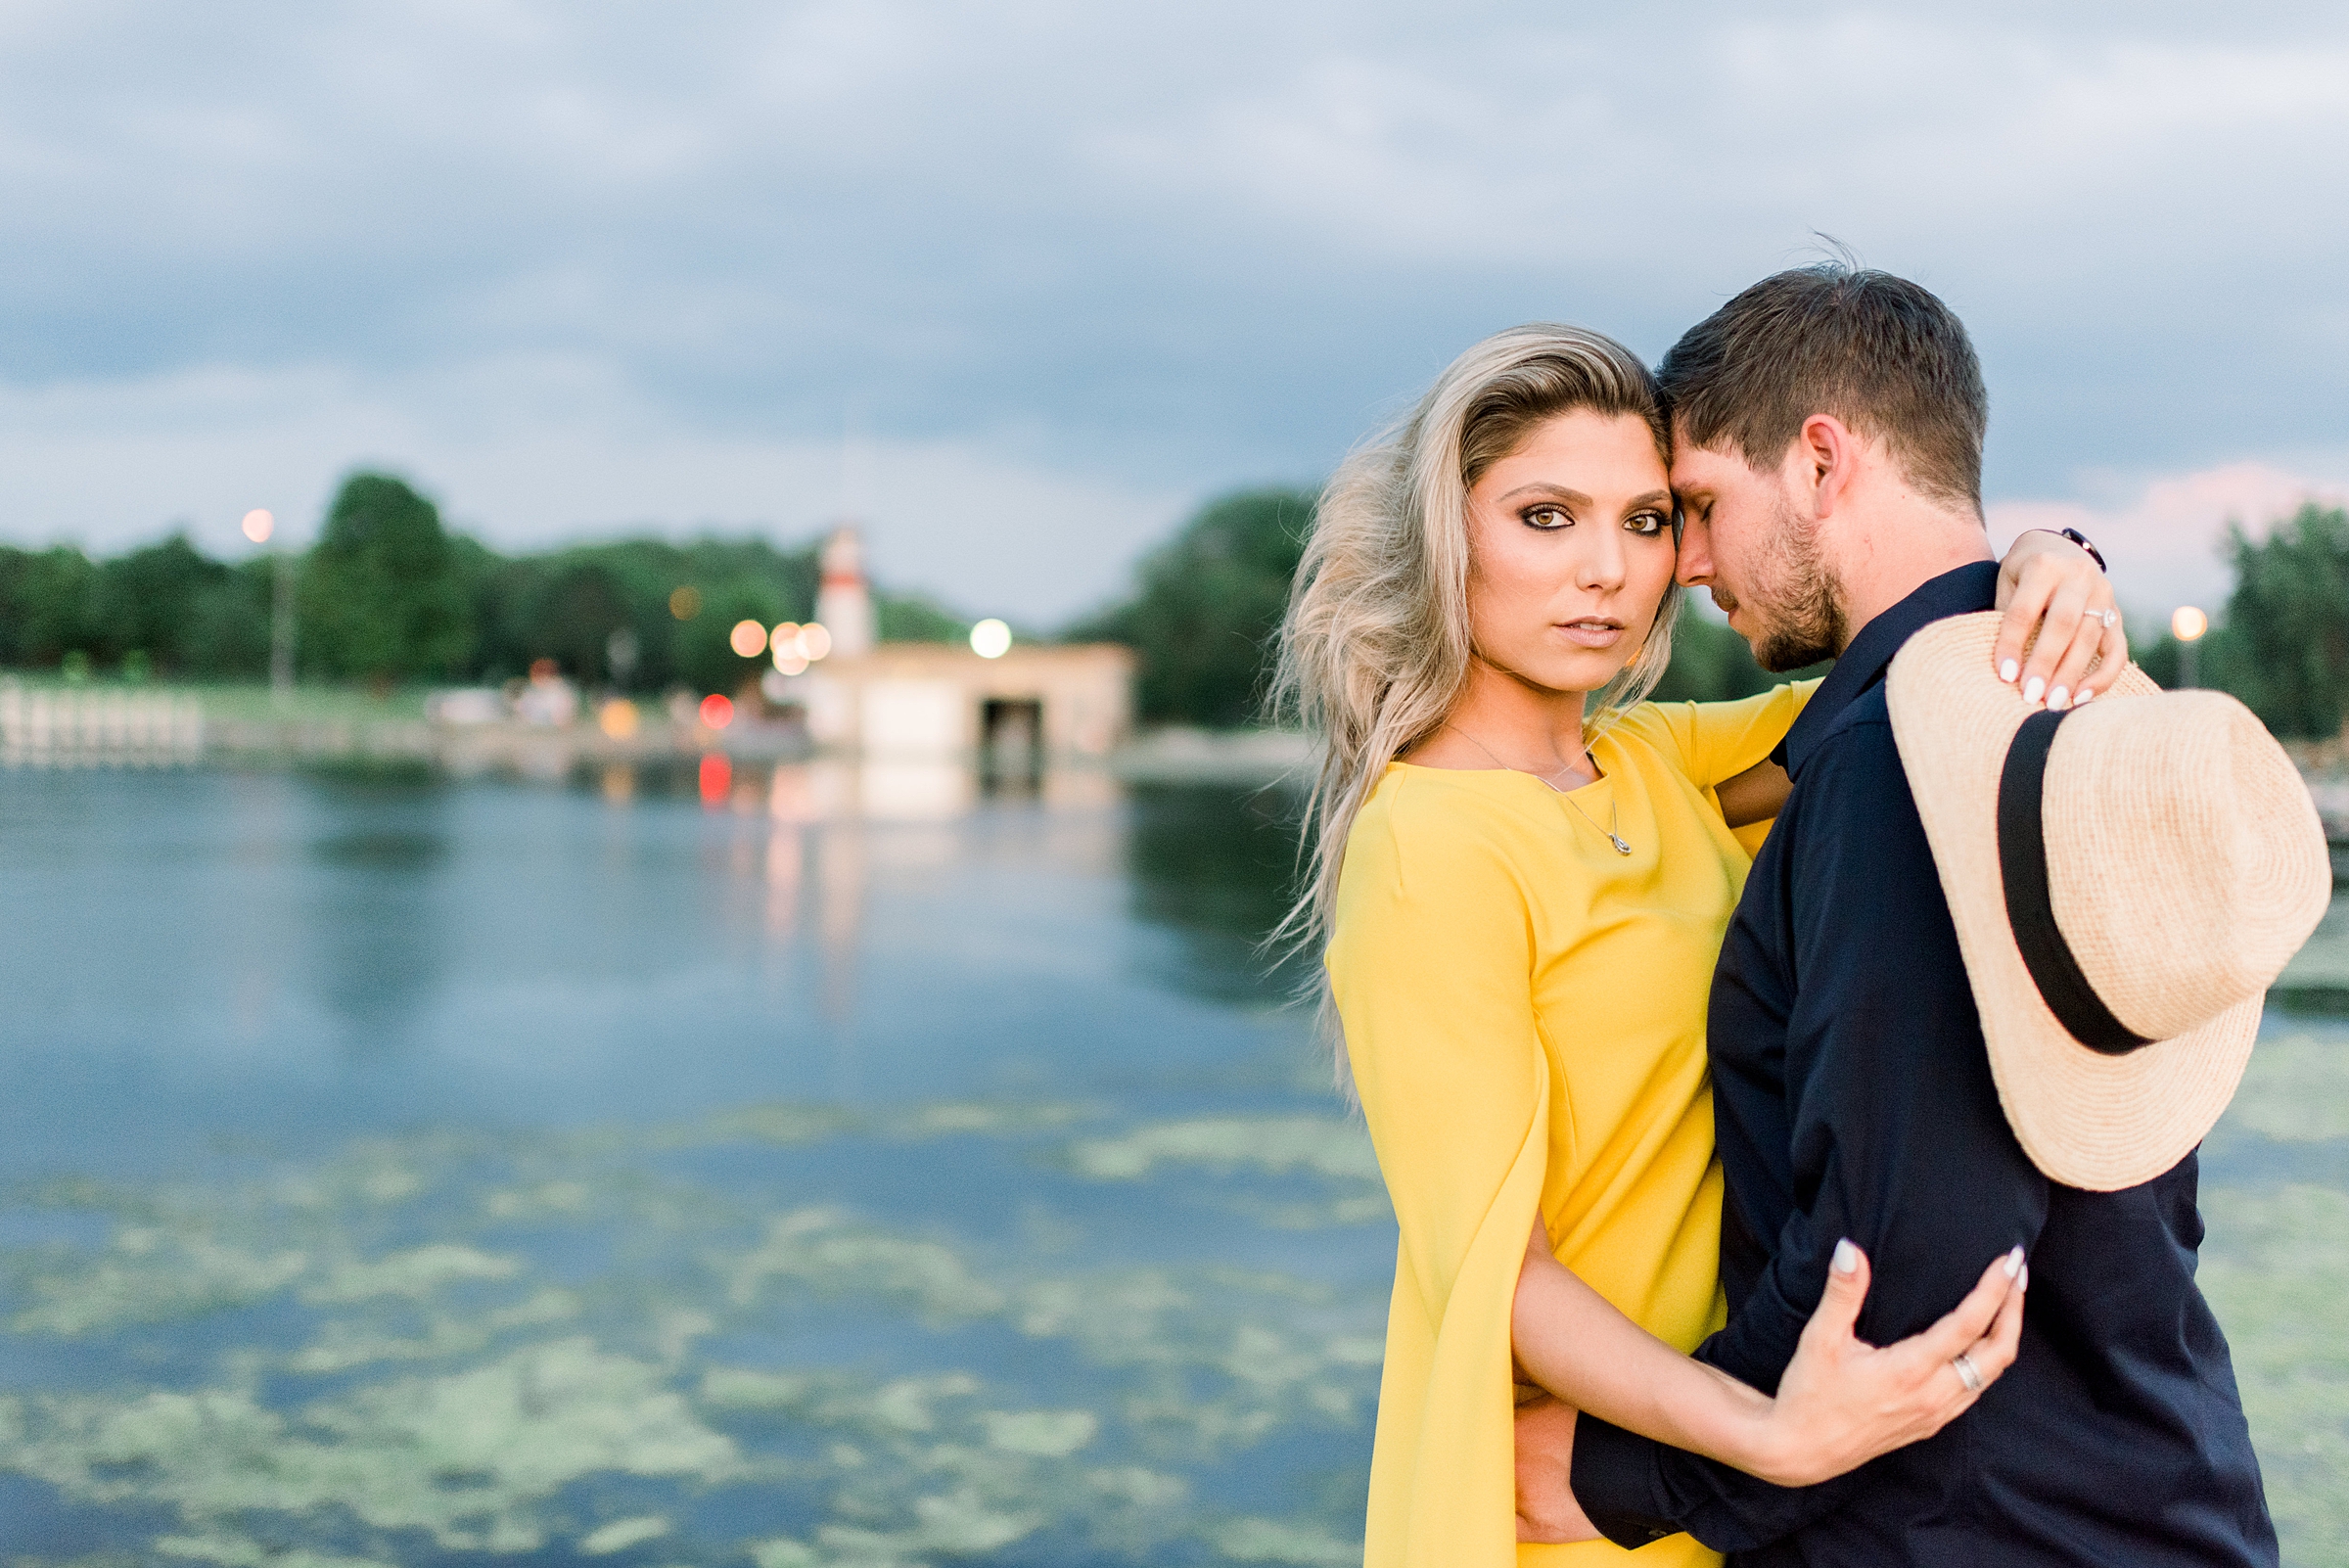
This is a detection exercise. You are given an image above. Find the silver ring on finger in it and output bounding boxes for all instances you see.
[1952,1351,1985,1395]
[2096,608,2118,628]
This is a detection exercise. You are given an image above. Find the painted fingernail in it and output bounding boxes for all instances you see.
[2073,688,2095,706]
[1999,659,2019,684]
[1833,1238,1860,1275]
[2022,676,2046,704]
[2048,686,2069,712]
[2004,1246,2024,1279]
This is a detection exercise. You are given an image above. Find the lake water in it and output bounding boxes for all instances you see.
[0,761,2342,1567]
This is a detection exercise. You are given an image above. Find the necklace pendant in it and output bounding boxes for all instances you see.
[1608,834,1632,855]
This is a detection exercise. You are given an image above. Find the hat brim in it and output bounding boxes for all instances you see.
[1887,613,2258,1191]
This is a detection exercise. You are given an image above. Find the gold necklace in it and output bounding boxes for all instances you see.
[1444,724,1633,854]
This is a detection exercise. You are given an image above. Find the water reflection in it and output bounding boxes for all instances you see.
[301,772,456,1043]
[2,761,2336,1560]
[1125,782,1312,1005]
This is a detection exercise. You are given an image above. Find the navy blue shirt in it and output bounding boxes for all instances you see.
[1571,563,2277,1566]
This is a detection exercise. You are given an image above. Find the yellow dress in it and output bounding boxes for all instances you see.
[1327,684,1815,1568]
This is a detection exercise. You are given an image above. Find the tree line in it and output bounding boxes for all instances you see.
[0,472,969,695]
[1074,489,2349,737]
[2134,503,2349,739]
[14,468,2343,738]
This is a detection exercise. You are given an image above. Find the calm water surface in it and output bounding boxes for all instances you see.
[0,761,2341,1566]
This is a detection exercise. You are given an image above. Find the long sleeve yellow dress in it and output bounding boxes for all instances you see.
[1326,683,1815,1568]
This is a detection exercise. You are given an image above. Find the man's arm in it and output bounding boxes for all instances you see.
[1566,716,2053,1552]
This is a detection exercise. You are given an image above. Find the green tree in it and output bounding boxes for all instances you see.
[1073,487,1314,727]
[2212,503,2349,737]
[1646,610,1813,704]
[477,557,636,684]
[876,593,970,644]
[0,545,97,669]
[182,558,275,677]
[87,530,272,677]
[299,474,478,683]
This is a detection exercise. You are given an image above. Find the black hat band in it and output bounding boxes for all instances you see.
[1996,709,2155,1056]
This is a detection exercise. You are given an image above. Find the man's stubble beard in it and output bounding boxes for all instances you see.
[1741,494,1847,673]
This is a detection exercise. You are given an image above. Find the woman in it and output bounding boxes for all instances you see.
[1272,324,2122,1566]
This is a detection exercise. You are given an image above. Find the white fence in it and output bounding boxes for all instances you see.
[0,683,206,765]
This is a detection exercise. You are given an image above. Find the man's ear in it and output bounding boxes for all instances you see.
[1798,414,1864,521]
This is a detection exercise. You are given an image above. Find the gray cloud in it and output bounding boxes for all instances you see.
[2,1,2344,619]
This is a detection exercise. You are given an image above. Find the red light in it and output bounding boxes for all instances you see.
[699,753,732,805]
[699,693,734,729]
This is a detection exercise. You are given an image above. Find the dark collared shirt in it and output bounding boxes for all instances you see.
[1571,563,2277,1566]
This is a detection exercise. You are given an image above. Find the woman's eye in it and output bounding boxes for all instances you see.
[1626,511,1667,536]
[1523,506,1572,530]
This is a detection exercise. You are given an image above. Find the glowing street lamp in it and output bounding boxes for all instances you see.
[241,509,274,543]
[970,619,1012,660]
[2172,606,2208,689]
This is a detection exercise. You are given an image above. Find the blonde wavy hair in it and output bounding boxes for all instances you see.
[1267,323,1682,1083]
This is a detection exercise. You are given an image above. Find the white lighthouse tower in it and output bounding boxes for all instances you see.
[814,526,876,661]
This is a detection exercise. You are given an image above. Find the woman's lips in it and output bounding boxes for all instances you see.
[1555,620,1626,649]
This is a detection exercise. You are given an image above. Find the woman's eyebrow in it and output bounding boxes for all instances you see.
[1492,483,1593,507]
[1626,489,1671,510]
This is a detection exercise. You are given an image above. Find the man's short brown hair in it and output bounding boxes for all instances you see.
[1659,263,1989,513]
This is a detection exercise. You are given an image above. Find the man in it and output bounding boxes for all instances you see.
[1517,265,2278,1564]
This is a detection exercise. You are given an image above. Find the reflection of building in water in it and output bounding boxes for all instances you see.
[816,823,865,1024]
[780,528,1133,773]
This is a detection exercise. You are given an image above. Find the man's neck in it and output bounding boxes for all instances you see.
[1828,499,1993,654]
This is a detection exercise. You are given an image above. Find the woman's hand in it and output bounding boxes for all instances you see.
[1993,530,2125,712]
[1514,1396,1599,1544]
[1748,1241,2027,1488]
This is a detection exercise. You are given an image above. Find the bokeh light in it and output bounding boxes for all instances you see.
[669,586,703,621]
[598,699,639,740]
[2172,606,2209,642]
[240,509,274,544]
[770,621,820,675]
[699,693,734,729]
[729,619,768,658]
[970,619,1012,659]
[698,753,732,805]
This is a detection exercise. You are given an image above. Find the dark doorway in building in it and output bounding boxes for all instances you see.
[980,698,1044,793]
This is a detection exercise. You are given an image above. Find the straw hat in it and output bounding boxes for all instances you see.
[1886,612,2330,1191]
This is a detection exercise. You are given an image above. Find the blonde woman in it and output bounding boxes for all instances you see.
[1274,325,2123,1566]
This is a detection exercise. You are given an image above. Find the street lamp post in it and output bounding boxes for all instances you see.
[2171,606,2208,689]
[245,509,296,707]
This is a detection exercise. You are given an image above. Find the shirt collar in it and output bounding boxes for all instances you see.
[1771,559,2001,780]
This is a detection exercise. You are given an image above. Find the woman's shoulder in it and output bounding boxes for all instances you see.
[1346,764,1551,892]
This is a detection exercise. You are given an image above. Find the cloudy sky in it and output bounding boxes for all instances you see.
[4,1,2344,624]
